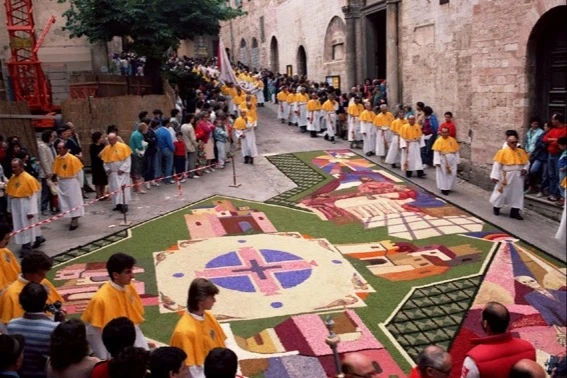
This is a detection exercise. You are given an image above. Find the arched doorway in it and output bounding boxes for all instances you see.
[324,16,346,63]
[270,37,279,73]
[251,38,260,70]
[297,45,307,76]
[527,6,567,120]
[239,39,249,68]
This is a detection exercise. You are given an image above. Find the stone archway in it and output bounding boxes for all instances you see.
[324,16,346,62]
[251,38,260,70]
[239,39,249,67]
[270,37,280,73]
[527,5,567,120]
[297,45,307,76]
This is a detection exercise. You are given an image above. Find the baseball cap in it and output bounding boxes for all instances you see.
[0,334,25,369]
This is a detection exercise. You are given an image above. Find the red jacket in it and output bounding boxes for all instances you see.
[466,333,535,378]
[543,124,567,155]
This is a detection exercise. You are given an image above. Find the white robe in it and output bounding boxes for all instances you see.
[362,122,376,154]
[295,102,308,127]
[57,175,85,218]
[385,134,401,164]
[348,115,361,142]
[236,123,258,158]
[307,110,321,132]
[8,192,41,245]
[376,127,393,157]
[325,112,337,138]
[255,88,265,104]
[400,136,425,172]
[104,157,132,206]
[489,162,529,209]
[433,151,460,191]
[278,102,289,120]
[556,203,566,242]
[288,102,297,124]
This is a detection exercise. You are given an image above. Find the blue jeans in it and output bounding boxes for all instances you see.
[529,160,548,192]
[548,154,560,197]
[157,148,173,180]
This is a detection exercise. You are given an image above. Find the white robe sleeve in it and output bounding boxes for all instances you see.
[188,365,205,378]
[456,151,461,165]
[28,192,39,216]
[399,138,407,149]
[103,162,110,172]
[86,324,110,360]
[419,135,425,148]
[433,151,441,166]
[460,357,480,378]
[490,162,501,181]
[119,156,132,174]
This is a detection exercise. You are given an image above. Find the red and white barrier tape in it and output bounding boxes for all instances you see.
[10,164,216,236]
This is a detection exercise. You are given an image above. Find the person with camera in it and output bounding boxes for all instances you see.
[6,282,64,378]
[0,250,64,332]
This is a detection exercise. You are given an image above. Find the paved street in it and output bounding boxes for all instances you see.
[12,103,564,261]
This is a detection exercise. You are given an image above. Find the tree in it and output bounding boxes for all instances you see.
[57,0,243,92]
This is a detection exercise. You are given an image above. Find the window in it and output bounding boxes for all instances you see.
[440,0,449,4]
[332,43,344,60]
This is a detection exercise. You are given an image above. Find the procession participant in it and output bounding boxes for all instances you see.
[81,253,148,359]
[359,102,376,157]
[0,251,63,331]
[385,110,407,168]
[5,159,45,256]
[170,278,227,378]
[489,134,530,220]
[52,142,85,230]
[232,88,246,118]
[233,109,258,165]
[306,91,322,138]
[399,115,426,178]
[432,126,460,195]
[347,96,364,149]
[373,104,395,160]
[99,134,132,214]
[252,75,265,107]
[0,222,20,293]
[321,93,339,144]
[277,87,290,124]
[220,82,237,115]
[294,87,309,133]
[286,88,297,126]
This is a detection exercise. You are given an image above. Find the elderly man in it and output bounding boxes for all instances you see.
[400,115,426,178]
[489,134,530,220]
[409,345,452,377]
[341,352,382,378]
[432,126,460,195]
[99,133,133,213]
[233,109,258,165]
[52,142,84,230]
[359,102,376,157]
[294,87,309,133]
[461,302,535,378]
[5,159,45,255]
[373,104,395,159]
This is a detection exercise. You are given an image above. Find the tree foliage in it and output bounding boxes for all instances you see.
[57,0,243,59]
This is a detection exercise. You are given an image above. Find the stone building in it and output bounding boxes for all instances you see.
[220,0,567,187]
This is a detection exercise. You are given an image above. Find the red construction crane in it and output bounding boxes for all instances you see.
[4,0,56,125]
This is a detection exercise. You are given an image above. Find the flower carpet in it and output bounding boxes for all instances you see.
[49,150,565,378]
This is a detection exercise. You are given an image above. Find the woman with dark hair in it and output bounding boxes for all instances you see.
[47,319,100,378]
[90,132,108,199]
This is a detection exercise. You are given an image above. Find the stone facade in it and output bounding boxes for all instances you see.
[220,0,567,188]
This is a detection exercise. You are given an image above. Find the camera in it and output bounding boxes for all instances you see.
[45,301,64,321]
[545,355,560,375]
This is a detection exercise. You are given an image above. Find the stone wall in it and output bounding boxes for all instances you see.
[398,0,566,188]
[220,0,348,89]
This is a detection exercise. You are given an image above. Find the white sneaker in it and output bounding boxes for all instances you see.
[190,175,200,179]
[536,192,544,198]
[180,179,187,183]
[138,190,147,194]
[144,182,151,190]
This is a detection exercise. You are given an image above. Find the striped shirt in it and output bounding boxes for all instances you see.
[7,313,59,378]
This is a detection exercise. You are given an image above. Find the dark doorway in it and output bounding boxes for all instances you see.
[270,37,279,73]
[297,45,307,76]
[529,6,567,120]
[366,10,387,80]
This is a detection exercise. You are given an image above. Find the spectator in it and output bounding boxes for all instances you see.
[180,114,199,179]
[149,347,188,378]
[204,348,238,378]
[557,136,567,204]
[543,113,567,202]
[47,319,100,378]
[0,157,7,221]
[0,334,25,378]
[0,250,63,328]
[509,359,546,378]
[155,121,175,184]
[6,283,61,378]
[130,123,149,193]
[416,101,425,125]
[439,111,457,138]
[143,120,159,190]
[108,347,149,378]
[37,130,57,216]
[421,106,439,168]
[134,111,148,132]
[341,352,381,378]
[173,132,187,182]
[105,125,125,144]
[170,109,182,132]
[91,317,136,378]
[90,132,109,200]
[461,301,535,378]
[408,345,452,377]
[529,122,551,197]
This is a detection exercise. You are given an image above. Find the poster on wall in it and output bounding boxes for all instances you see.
[286,65,293,76]
[326,75,341,91]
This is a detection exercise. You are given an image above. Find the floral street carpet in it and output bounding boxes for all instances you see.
[50,150,565,378]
